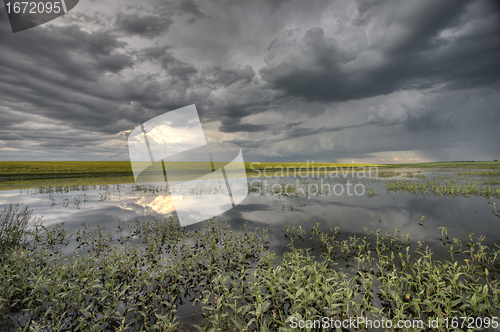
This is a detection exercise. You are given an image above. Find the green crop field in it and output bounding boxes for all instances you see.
[0,161,133,177]
[0,161,387,178]
[1,161,499,178]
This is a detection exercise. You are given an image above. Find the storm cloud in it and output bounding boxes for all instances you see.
[0,0,498,163]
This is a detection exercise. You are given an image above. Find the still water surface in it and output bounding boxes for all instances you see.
[1,174,498,259]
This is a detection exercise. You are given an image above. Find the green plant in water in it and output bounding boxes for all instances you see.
[0,204,38,255]
[0,207,499,331]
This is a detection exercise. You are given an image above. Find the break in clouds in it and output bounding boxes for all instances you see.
[0,0,499,162]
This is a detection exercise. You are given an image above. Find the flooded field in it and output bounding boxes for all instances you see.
[1,169,498,255]
[1,168,499,331]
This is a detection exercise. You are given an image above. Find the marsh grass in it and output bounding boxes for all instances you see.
[0,204,38,255]
[458,170,500,177]
[0,207,499,331]
[376,172,396,178]
[387,179,500,199]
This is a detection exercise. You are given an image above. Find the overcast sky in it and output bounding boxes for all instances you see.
[0,0,499,163]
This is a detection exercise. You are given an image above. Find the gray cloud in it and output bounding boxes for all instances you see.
[203,65,255,88]
[260,0,500,103]
[139,45,172,61]
[177,0,209,24]
[159,53,198,80]
[225,122,365,149]
[0,21,133,79]
[0,0,498,162]
[0,134,24,141]
[219,123,270,133]
[137,44,199,80]
[115,12,173,38]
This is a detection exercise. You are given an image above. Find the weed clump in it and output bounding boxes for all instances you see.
[0,204,36,255]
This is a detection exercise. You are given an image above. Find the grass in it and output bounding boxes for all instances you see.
[0,207,499,331]
[0,161,134,178]
[0,204,37,255]
[1,160,498,179]
[386,179,500,199]
[0,161,386,177]
[387,161,500,169]
[458,170,500,177]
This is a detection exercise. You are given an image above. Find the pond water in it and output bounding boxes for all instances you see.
[1,172,499,259]
[1,171,499,329]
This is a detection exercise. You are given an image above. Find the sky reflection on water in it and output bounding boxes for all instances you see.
[0,176,498,261]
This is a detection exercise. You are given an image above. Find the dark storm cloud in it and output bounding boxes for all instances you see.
[95,53,136,73]
[118,73,163,104]
[260,0,500,103]
[0,6,156,137]
[203,66,255,88]
[37,142,87,148]
[266,0,293,15]
[0,0,498,161]
[159,53,198,80]
[67,27,127,57]
[283,123,365,139]
[260,27,355,101]
[139,45,172,61]
[0,19,133,80]
[0,107,26,129]
[177,0,209,24]
[115,12,173,38]
[225,122,365,147]
[219,123,270,133]
[67,12,110,28]
[380,0,469,55]
[137,44,198,80]
[0,134,23,141]
[213,97,276,130]
[0,66,139,134]
[248,150,377,163]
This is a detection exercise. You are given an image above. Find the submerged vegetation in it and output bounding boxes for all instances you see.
[386,179,500,199]
[0,207,499,331]
[458,170,500,177]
